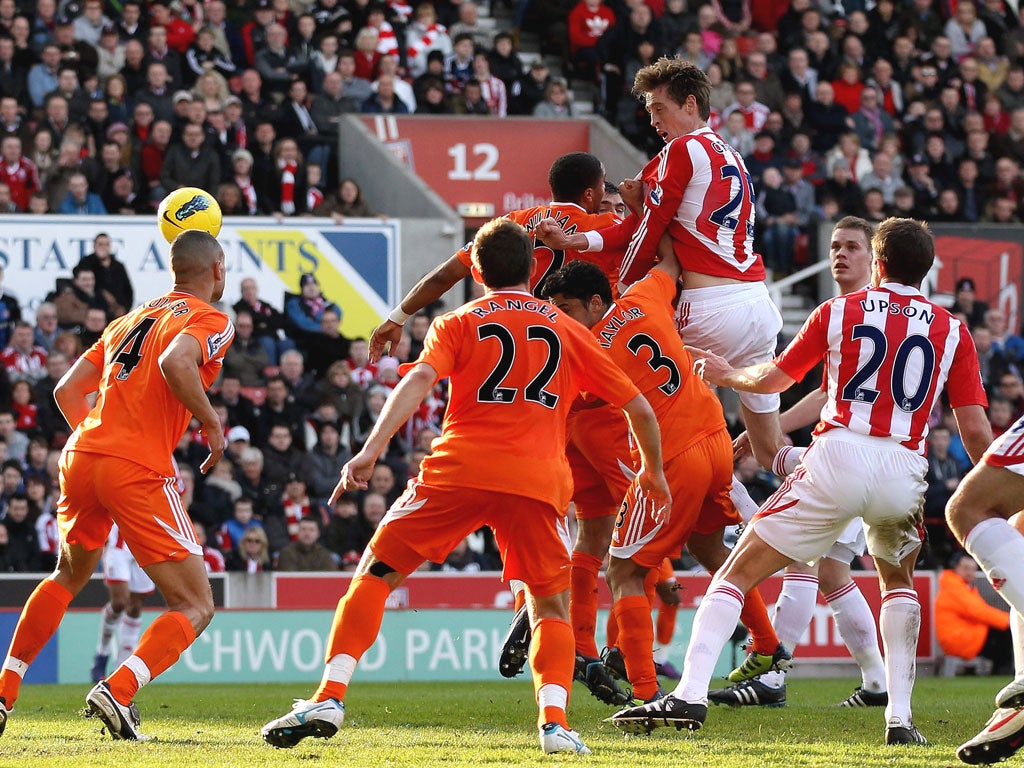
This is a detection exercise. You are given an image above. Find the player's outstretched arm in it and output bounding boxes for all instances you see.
[54,356,101,429]
[620,393,671,518]
[369,255,471,362]
[332,362,438,503]
[953,404,994,466]
[160,335,224,475]
[686,346,796,394]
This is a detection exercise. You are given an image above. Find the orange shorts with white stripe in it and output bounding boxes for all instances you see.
[369,482,572,597]
[57,450,200,567]
[609,428,737,569]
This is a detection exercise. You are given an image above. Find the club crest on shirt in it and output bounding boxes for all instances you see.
[648,184,663,207]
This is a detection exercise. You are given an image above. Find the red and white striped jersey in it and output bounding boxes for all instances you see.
[615,126,765,285]
[775,283,987,453]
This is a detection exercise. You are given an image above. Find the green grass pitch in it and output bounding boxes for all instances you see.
[0,677,1003,767]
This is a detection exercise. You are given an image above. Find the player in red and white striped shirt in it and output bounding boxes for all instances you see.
[611,218,992,746]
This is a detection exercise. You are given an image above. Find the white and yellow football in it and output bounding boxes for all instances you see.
[157,187,223,243]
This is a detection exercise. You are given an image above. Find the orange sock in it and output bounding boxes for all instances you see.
[613,594,659,701]
[0,579,73,708]
[107,611,195,705]
[605,609,618,649]
[314,575,391,702]
[741,586,780,655]
[529,617,574,729]
[656,602,679,646]
[569,551,602,658]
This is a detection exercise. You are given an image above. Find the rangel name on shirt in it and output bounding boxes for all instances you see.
[469,298,559,319]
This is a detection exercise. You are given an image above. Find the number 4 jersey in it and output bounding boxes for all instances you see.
[65,291,234,476]
[403,289,640,514]
[775,282,987,453]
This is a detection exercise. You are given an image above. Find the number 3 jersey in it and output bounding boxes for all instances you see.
[65,291,234,476]
[403,289,640,513]
[598,269,728,461]
[775,282,987,453]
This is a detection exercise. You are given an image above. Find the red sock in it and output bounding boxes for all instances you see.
[741,587,780,655]
[613,594,659,701]
[314,575,391,702]
[569,551,602,658]
[656,602,679,646]
[107,611,195,705]
[0,579,73,707]
[529,617,574,729]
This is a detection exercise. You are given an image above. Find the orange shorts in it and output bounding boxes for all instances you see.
[369,482,572,597]
[609,428,738,569]
[57,451,200,568]
[566,403,634,519]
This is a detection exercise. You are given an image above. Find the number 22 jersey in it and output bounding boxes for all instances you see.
[65,291,234,477]
[405,289,641,513]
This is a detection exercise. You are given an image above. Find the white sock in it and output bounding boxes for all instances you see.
[116,615,144,667]
[537,683,568,714]
[320,653,358,693]
[97,603,122,656]
[879,588,920,725]
[652,644,669,665]
[674,580,745,703]
[509,580,526,601]
[825,581,886,692]
[729,478,760,523]
[773,571,819,651]
[965,518,1024,616]
[772,446,806,478]
[1013,609,1024,679]
[122,655,152,690]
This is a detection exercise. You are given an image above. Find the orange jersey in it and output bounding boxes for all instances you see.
[456,204,621,296]
[409,289,640,513]
[596,269,726,461]
[67,291,234,477]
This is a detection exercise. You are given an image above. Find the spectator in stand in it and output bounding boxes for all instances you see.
[337,48,374,105]
[0,322,46,385]
[28,43,60,110]
[192,521,227,574]
[851,87,895,152]
[744,130,782,185]
[285,273,341,344]
[2,493,39,571]
[362,71,409,114]
[278,78,331,170]
[488,31,522,88]
[234,276,294,363]
[277,516,337,571]
[223,310,270,386]
[533,78,573,119]
[375,54,416,113]
[57,171,106,215]
[310,70,357,143]
[32,303,58,354]
[405,2,452,79]
[952,276,991,330]
[935,552,1011,674]
[255,23,299,98]
[256,375,307,450]
[755,166,799,277]
[266,137,309,214]
[0,137,38,213]
[720,111,754,156]
[145,26,184,91]
[510,59,550,116]
[323,493,367,565]
[923,425,965,564]
[946,1,987,60]
[76,233,134,317]
[185,27,237,86]
[225,515,272,572]
[161,121,220,192]
[723,80,770,133]
[567,0,615,81]
[860,152,901,205]
[307,419,351,500]
[985,307,1024,367]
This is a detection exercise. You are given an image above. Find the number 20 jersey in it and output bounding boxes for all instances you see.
[774,283,987,454]
[65,291,234,477]
[408,289,640,514]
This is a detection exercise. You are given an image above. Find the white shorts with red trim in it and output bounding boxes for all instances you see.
[983,417,1024,475]
[751,430,927,567]
[103,544,155,594]
[674,281,783,414]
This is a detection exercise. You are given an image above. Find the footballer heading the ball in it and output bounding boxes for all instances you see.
[157,187,223,243]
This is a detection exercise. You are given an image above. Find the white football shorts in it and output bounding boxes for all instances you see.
[103,544,155,594]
